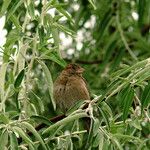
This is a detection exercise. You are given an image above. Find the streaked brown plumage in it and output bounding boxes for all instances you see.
[54,63,90,113]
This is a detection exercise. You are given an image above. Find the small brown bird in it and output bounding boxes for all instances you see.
[53,63,90,113]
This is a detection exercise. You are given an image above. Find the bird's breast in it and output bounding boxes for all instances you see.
[54,75,90,113]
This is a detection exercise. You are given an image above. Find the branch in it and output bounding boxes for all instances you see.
[65,59,102,64]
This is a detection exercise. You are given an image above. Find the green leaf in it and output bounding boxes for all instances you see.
[130,119,142,130]
[66,100,86,115]
[10,15,21,30]
[4,29,22,62]
[45,14,61,57]
[88,0,96,10]
[9,132,19,150]
[0,113,9,124]
[141,81,150,110]
[138,0,146,27]
[31,115,52,126]
[7,0,24,20]
[98,132,104,150]
[40,51,66,68]
[38,26,45,45]
[4,29,21,48]
[0,0,11,17]
[56,7,74,25]
[30,91,45,113]
[27,1,35,20]
[13,126,34,146]
[37,59,56,110]
[112,137,123,150]
[93,118,100,137]
[93,130,104,148]
[97,9,112,41]
[43,112,87,134]
[55,23,76,37]
[101,101,113,118]
[0,130,8,149]
[98,106,110,129]
[14,69,25,89]
[110,47,125,72]
[0,63,8,99]
[111,58,149,79]
[113,133,142,143]
[21,122,48,150]
[119,85,134,121]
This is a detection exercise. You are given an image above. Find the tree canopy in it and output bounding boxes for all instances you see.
[0,0,149,149]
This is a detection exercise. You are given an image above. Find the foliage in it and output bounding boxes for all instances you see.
[0,0,150,149]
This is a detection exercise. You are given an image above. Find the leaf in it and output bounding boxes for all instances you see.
[4,29,21,47]
[0,63,8,99]
[0,130,8,150]
[7,0,24,20]
[56,7,74,25]
[111,58,150,79]
[6,111,19,120]
[37,59,56,110]
[119,85,134,121]
[0,0,11,17]
[40,51,66,68]
[13,126,34,146]
[9,132,19,150]
[45,14,61,57]
[31,115,52,126]
[98,132,104,150]
[98,106,110,129]
[38,26,45,45]
[0,113,9,124]
[112,136,123,150]
[55,23,76,37]
[97,9,112,41]
[113,133,142,143]
[30,91,45,113]
[101,101,113,117]
[141,81,150,110]
[66,100,86,115]
[10,15,21,30]
[21,122,48,150]
[27,1,35,20]
[92,118,100,137]
[93,130,104,148]
[88,0,96,10]
[130,119,142,130]
[43,112,87,134]
[17,43,29,72]
[14,69,25,89]
[110,47,125,72]
[3,29,22,62]
[138,0,146,27]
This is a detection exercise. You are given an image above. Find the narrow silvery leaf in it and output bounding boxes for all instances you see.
[9,132,19,150]
[21,122,48,150]
[0,63,8,100]
[37,59,56,110]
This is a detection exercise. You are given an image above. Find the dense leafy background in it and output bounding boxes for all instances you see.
[0,0,149,149]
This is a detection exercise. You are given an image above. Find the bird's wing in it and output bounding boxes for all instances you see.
[64,76,90,106]
[53,78,67,112]
[53,75,90,113]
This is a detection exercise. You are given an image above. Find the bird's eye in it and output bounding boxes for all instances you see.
[72,66,75,69]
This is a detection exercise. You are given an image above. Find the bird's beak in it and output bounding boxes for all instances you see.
[77,68,85,73]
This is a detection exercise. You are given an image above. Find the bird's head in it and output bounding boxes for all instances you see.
[62,63,85,75]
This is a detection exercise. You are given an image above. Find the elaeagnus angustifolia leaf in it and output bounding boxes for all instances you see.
[14,69,25,89]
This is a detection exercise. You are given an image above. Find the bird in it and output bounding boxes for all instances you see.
[53,63,90,113]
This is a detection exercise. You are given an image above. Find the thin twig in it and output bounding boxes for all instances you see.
[116,12,138,61]
[19,130,87,148]
[65,59,102,64]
